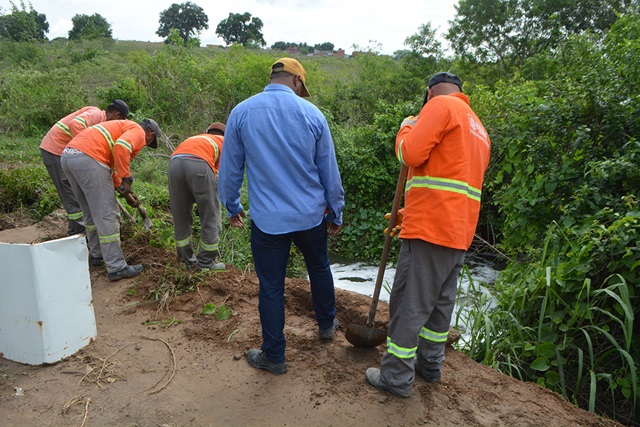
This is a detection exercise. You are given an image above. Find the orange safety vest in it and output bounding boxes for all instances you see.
[40,107,106,156]
[67,120,147,187]
[395,92,490,250]
[171,134,224,174]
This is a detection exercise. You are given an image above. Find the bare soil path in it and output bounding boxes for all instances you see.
[0,211,621,426]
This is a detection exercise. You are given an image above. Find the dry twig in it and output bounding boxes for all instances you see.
[80,398,91,427]
[141,336,176,394]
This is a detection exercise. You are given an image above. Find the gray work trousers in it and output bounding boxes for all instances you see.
[380,239,465,395]
[40,148,85,235]
[61,151,127,273]
[168,157,222,269]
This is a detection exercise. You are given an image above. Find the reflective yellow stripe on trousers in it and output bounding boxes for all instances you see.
[176,236,191,248]
[420,327,448,343]
[386,337,417,359]
[68,211,83,221]
[199,241,219,252]
[99,233,120,244]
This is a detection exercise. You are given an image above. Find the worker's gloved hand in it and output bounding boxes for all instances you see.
[116,177,133,197]
[400,115,418,128]
[383,211,403,237]
[124,192,140,208]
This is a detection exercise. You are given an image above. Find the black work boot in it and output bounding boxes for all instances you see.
[246,349,288,374]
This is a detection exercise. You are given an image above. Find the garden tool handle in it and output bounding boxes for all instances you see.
[366,163,408,326]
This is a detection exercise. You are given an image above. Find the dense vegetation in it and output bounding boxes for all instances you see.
[0,4,638,426]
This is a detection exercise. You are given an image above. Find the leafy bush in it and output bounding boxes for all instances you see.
[0,166,59,220]
[0,68,88,135]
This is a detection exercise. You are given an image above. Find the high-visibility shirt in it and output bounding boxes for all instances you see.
[67,120,147,187]
[40,107,106,156]
[171,134,224,174]
[395,92,490,250]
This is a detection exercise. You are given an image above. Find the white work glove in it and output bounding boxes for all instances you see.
[400,115,418,128]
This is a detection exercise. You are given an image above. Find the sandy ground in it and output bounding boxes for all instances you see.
[0,210,623,427]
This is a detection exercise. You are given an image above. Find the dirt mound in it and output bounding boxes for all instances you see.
[0,212,622,426]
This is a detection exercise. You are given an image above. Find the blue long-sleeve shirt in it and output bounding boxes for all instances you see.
[218,83,345,235]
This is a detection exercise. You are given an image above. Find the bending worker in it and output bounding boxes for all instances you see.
[168,122,226,271]
[365,72,491,397]
[61,118,161,282]
[40,100,129,235]
[219,58,344,375]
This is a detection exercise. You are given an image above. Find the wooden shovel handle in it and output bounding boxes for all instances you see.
[366,163,408,326]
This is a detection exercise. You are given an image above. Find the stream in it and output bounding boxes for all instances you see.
[330,257,498,338]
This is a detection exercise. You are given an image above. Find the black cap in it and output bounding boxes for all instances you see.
[139,118,160,149]
[108,99,130,118]
[427,72,462,91]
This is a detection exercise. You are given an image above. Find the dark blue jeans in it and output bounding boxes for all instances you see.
[251,220,337,363]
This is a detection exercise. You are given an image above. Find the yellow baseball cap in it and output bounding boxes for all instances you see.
[271,58,310,97]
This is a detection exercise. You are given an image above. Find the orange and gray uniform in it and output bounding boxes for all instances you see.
[60,120,147,273]
[168,134,224,268]
[39,107,107,235]
[379,92,491,395]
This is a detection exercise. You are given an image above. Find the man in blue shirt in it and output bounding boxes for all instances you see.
[218,57,345,375]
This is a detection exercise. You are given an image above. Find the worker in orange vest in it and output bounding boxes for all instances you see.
[60,119,161,281]
[168,122,226,271]
[40,100,129,235]
[365,72,491,397]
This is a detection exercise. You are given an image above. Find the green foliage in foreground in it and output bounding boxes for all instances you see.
[458,209,638,424]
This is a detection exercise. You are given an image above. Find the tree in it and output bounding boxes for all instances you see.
[68,13,112,40]
[271,41,289,51]
[313,42,334,52]
[0,1,48,42]
[157,2,208,46]
[404,23,443,58]
[447,0,636,76]
[216,12,265,47]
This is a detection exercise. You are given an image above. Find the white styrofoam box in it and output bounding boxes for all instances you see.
[0,234,97,365]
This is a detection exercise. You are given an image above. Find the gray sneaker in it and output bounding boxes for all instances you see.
[107,264,143,282]
[365,367,412,398]
[246,349,288,375]
[318,318,339,340]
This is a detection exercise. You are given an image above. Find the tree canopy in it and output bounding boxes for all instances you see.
[216,12,265,47]
[157,2,208,46]
[68,13,112,40]
[447,0,637,75]
[0,1,48,42]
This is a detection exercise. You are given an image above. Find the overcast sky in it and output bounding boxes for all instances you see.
[2,0,459,55]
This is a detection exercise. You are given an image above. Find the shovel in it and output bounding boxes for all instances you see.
[117,192,153,231]
[345,164,408,348]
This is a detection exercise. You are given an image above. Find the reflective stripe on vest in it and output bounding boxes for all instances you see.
[86,224,97,232]
[420,327,448,343]
[188,135,219,161]
[72,116,88,129]
[176,236,191,248]
[199,241,219,252]
[68,211,83,221]
[406,175,482,202]
[115,138,133,153]
[99,233,121,244]
[55,121,72,137]
[386,337,417,359]
[93,124,116,148]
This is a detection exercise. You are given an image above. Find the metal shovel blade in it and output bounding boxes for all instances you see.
[138,206,153,230]
[345,323,387,348]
